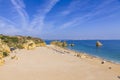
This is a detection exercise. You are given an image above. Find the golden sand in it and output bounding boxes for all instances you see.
[0,45,120,80]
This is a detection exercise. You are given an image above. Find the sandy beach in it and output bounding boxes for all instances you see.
[0,45,120,80]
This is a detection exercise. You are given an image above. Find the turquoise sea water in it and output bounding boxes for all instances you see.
[45,40,120,63]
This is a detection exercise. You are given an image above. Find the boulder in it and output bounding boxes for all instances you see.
[76,53,86,58]
[96,41,103,47]
[50,41,67,47]
[69,44,74,47]
[80,55,86,58]
[23,40,36,50]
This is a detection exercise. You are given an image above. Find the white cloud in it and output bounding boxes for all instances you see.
[61,0,90,16]
[0,0,119,38]
[11,0,29,29]
[59,0,119,29]
[0,19,20,35]
[0,16,17,26]
[29,0,60,33]
[0,0,60,36]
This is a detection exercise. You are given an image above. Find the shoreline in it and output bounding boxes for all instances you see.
[47,45,120,68]
[2,44,120,69]
[59,46,120,65]
[47,45,120,76]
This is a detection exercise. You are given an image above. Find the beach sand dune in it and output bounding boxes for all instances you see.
[0,45,120,80]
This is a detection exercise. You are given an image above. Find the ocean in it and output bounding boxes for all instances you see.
[45,40,120,63]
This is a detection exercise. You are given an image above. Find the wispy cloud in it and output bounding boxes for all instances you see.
[29,0,60,34]
[0,0,120,39]
[83,0,118,20]
[59,0,120,29]
[0,16,17,27]
[59,18,79,29]
[59,16,88,30]
[0,0,60,36]
[0,19,20,35]
[0,0,29,35]
[61,0,90,16]
[11,0,29,28]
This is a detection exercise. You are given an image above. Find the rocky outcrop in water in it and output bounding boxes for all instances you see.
[69,44,74,47]
[96,41,103,47]
[50,41,67,47]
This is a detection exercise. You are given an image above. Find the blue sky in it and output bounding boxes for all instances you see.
[0,0,120,39]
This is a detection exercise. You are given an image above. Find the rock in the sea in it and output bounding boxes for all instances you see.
[69,44,74,47]
[50,41,67,47]
[96,41,103,47]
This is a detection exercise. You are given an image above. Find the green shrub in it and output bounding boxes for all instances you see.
[16,44,24,49]
[3,52,9,57]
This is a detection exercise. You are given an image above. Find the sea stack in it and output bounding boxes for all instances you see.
[69,44,74,47]
[96,41,103,47]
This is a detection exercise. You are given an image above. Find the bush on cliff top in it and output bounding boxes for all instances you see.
[0,34,46,58]
[0,35,46,49]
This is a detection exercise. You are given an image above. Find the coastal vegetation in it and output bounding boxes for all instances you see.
[0,34,46,64]
[0,35,46,49]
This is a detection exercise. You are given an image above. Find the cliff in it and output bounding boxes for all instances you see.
[0,34,46,58]
[0,39,10,57]
[0,39,10,65]
[23,40,36,50]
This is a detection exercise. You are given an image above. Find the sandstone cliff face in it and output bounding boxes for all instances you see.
[0,39,10,65]
[0,35,46,65]
[0,59,5,65]
[23,40,36,50]
[0,35,46,49]
[36,42,46,47]
[0,39,10,56]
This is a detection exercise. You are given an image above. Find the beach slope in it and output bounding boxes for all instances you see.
[0,45,120,80]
